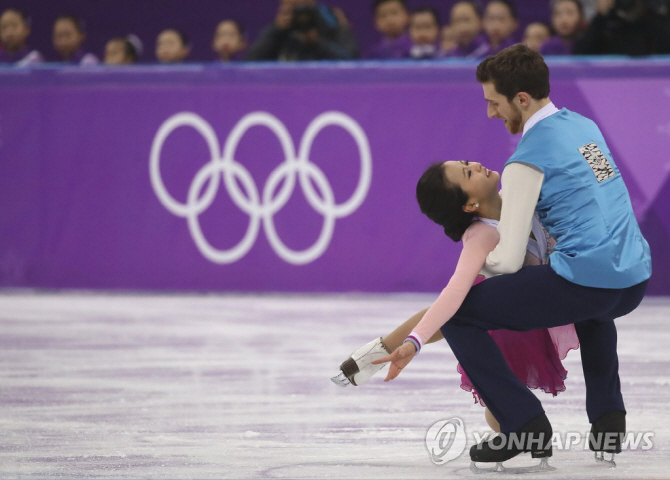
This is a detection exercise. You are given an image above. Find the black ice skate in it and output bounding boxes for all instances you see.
[331,337,391,387]
[589,410,625,468]
[470,413,556,474]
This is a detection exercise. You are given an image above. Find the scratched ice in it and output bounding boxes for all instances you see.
[0,292,668,479]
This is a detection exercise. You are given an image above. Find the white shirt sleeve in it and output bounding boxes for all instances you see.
[482,162,544,276]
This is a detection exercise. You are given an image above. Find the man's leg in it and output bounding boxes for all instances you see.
[439,265,645,433]
[575,320,624,423]
[442,320,545,432]
[574,279,648,458]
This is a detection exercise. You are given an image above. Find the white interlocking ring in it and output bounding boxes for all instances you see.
[149,111,372,265]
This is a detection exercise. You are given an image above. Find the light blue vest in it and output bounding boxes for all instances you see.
[506,108,651,288]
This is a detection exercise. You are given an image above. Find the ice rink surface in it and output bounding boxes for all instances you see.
[0,292,668,479]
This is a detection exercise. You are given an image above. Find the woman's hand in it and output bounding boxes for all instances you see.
[372,341,417,382]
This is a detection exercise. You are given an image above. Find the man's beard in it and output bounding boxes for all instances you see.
[506,102,523,134]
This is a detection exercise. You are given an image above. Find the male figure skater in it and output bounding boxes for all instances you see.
[376,44,651,471]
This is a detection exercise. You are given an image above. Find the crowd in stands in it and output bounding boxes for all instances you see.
[1,0,669,66]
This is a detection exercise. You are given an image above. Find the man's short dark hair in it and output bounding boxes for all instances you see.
[476,44,550,101]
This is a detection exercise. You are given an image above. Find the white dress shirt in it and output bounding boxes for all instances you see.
[482,102,558,276]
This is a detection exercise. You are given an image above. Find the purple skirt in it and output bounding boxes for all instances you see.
[458,324,580,406]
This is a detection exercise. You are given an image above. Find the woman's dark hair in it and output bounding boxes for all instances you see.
[225,19,246,38]
[487,0,518,19]
[162,28,190,48]
[373,0,408,13]
[476,43,550,101]
[108,35,141,62]
[553,0,584,17]
[452,1,484,19]
[416,162,475,242]
[55,14,86,33]
[412,7,441,26]
[3,7,31,27]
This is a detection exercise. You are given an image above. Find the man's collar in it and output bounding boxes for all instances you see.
[522,102,559,137]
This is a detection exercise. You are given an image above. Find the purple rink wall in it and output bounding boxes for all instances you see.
[1,59,669,294]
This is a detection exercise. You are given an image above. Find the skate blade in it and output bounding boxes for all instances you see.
[471,458,556,474]
[330,372,351,387]
[594,452,616,468]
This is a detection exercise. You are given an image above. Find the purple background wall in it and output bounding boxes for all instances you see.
[1,0,550,62]
[1,60,668,293]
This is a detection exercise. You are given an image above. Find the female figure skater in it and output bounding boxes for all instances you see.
[332,159,579,432]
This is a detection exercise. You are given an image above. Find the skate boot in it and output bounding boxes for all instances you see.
[331,337,391,387]
[589,410,625,467]
[470,413,556,474]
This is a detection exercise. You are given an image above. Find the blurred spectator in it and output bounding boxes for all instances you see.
[482,0,519,54]
[541,0,586,55]
[440,24,458,52]
[213,20,246,61]
[246,0,357,61]
[573,0,670,55]
[442,1,489,58]
[365,0,411,59]
[0,8,42,65]
[578,0,599,20]
[104,35,142,65]
[523,21,552,52]
[156,28,190,63]
[53,15,99,65]
[408,7,441,58]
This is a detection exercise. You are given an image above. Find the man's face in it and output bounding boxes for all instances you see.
[482,82,522,135]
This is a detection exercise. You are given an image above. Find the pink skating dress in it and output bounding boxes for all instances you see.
[461,217,579,405]
[410,216,580,406]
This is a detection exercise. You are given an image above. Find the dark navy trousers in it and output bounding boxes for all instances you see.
[439,264,648,434]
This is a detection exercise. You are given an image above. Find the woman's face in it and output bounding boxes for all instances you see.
[105,40,130,64]
[443,160,499,205]
[0,10,29,50]
[483,1,517,44]
[410,12,439,46]
[156,30,189,63]
[552,0,582,37]
[375,1,409,38]
[213,21,245,58]
[523,23,551,52]
[53,18,84,59]
[450,3,481,47]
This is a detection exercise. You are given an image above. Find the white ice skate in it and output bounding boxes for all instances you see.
[331,337,391,387]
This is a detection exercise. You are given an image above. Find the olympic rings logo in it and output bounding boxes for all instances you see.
[149,111,372,265]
